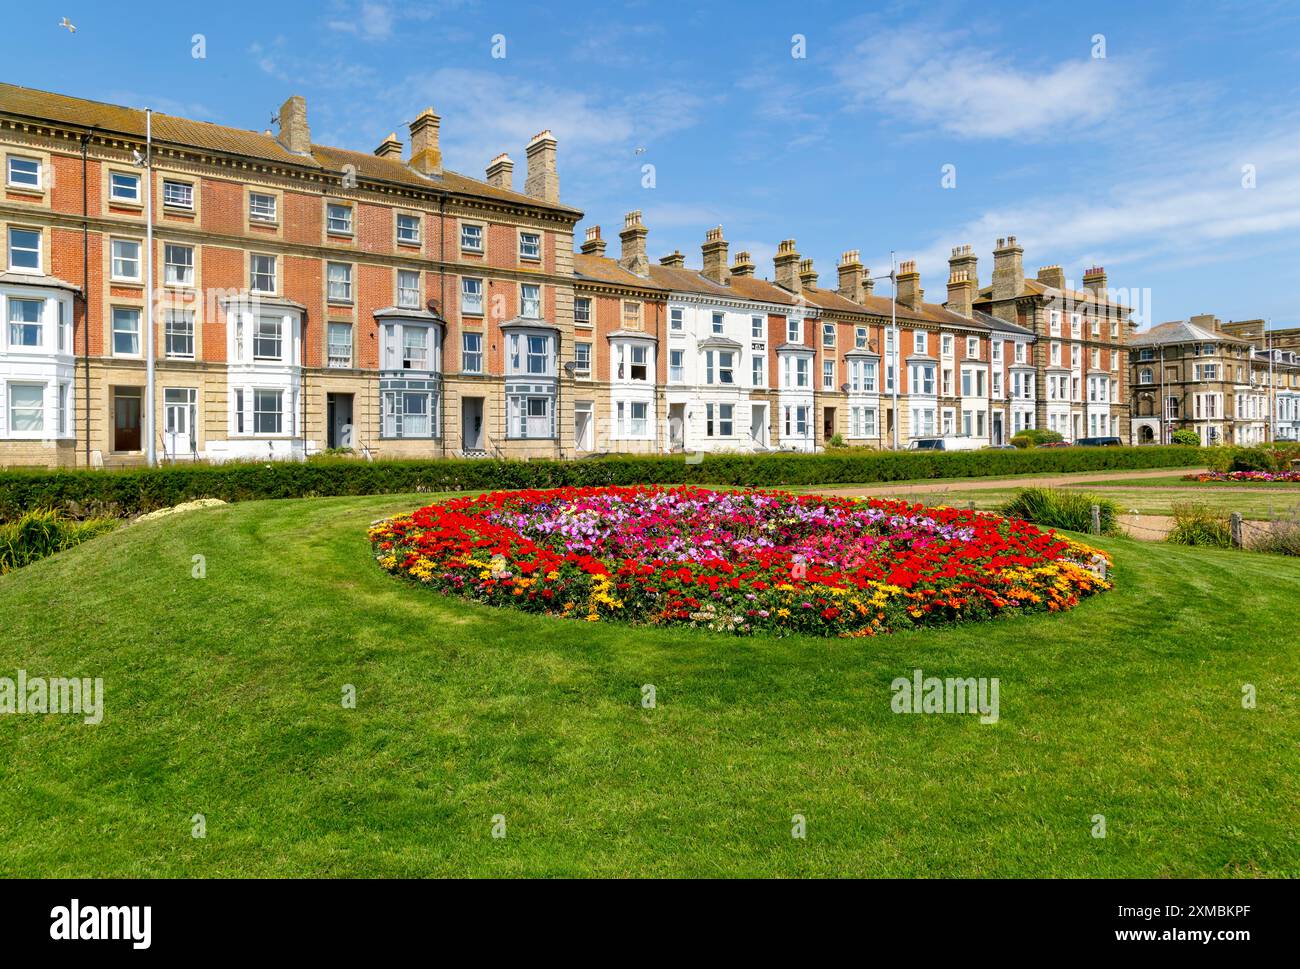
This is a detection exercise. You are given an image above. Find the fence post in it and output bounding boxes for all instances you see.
[1230,512,1243,549]
[1090,504,1101,535]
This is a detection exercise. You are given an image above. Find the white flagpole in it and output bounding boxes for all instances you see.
[144,108,157,467]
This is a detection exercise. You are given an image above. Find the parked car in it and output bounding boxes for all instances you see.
[982,444,1018,450]
[1036,441,1072,448]
[1075,436,1123,447]
[907,436,983,452]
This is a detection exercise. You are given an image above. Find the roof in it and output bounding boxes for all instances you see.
[647,264,797,305]
[0,82,581,216]
[1130,320,1251,347]
[0,270,80,293]
[977,278,1131,312]
[973,309,1034,337]
[573,253,667,290]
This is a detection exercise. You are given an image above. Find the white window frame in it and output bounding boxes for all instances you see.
[327,322,353,368]
[326,203,353,235]
[162,179,194,210]
[111,238,142,282]
[8,226,42,273]
[249,192,277,222]
[326,262,353,303]
[110,171,141,203]
[396,213,421,245]
[7,155,41,189]
[164,243,194,287]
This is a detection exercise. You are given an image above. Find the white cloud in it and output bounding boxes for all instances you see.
[328,1,395,41]
[861,123,1300,320]
[834,26,1134,140]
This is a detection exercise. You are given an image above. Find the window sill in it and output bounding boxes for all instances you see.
[163,205,195,216]
[109,198,144,210]
[110,277,143,286]
[326,232,354,240]
[5,185,46,199]
[249,219,280,229]
[461,248,484,256]
[397,240,422,248]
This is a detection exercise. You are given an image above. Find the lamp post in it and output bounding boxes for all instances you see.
[868,252,898,448]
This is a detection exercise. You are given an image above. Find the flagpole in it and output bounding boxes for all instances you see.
[144,108,156,467]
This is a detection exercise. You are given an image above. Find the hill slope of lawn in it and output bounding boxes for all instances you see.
[2,492,1298,877]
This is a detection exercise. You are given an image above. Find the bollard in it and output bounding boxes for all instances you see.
[1230,512,1243,549]
[1090,504,1101,535]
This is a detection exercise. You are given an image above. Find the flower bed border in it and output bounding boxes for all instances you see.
[369,486,1112,637]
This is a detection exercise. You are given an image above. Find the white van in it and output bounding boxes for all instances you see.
[906,436,983,452]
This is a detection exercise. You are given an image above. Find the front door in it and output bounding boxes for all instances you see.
[750,404,767,447]
[992,412,1004,446]
[573,401,593,452]
[823,406,836,442]
[668,403,686,450]
[113,388,142,452]
[163,388,197,458]
[461,397,484,450]
[327,393,354,449]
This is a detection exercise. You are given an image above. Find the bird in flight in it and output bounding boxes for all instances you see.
[58,17,77,33]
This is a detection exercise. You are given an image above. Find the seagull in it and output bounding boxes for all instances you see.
[634,146,647,155]
[58,17,76,33]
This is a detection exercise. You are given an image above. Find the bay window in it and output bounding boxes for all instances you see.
[8,298,43,347]
[7,383,44,433]
[253,389,283,434]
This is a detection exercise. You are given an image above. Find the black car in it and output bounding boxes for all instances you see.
[1075,436,1123,447]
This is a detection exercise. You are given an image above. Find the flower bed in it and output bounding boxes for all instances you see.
[369,486,1111,636]
[1184,470,1300,483]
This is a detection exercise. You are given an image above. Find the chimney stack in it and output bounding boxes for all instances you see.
[277,95,311,156]
[798,258,818,291]
[774,239,800,292]
[946,246,978,317]
[580,226,606,257]
[896,259,923,310]
[731,251,755,277]
[524,129,559,204]
[374,132,402,160]
[485,152,514,190]
[618,210,649,276]
[1082,265,1108,300]
[991,235,1024,302]
[1037,264,1065,290]
[947,270,976,318]
[659,250,685,268]
[408,107,442,176]
[701,226,730,284]
[837,250,865,303]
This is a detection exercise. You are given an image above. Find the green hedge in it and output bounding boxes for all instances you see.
[0,446,1208,521]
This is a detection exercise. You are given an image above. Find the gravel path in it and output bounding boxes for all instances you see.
[819,467,1207,497]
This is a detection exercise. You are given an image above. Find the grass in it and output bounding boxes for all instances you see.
[828,483,1300,519]
[2,491,1298,877]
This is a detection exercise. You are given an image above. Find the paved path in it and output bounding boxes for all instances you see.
[819,467,1207,497]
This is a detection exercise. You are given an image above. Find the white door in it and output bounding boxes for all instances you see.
[574,402,593,451]
[164,388,196,458]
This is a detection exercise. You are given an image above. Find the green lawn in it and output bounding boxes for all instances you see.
[824,481,1300,518]
[2,492,1297,877]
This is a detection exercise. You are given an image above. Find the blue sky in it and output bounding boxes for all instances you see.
[8,0,1300,326]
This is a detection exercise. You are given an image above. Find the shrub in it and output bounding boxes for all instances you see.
[1245,509,1300,557]
[0,446,1209,521]
[827,433,846,449]
[1167,502,1232,548]
[1011,429,1064,449]
[998,487,1121,535]
[0,509,118,574]
[1170,429,1201,446]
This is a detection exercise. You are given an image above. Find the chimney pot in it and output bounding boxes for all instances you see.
[896,260,923,310]
[731,251,755,277]
[798,258,818,291]
[579,225,606,257]
[837,249,866,302]
[991,234,1025,302]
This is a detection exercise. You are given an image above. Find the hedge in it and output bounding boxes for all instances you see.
[0,446,1209,521]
